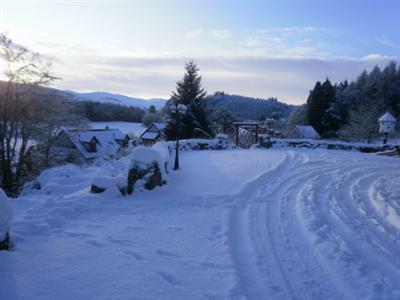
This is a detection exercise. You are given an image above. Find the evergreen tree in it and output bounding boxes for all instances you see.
[165,61,212,140]
[148,105,157,114]
[306,79,338,137]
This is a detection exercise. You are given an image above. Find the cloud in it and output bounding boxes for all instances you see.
[377,37,400,50]
[258,26,332,35]
[361,54,394,61]
[18,31,397,105]
[186,30,203,39]
[211,29,232,39]
[47,46,397,104]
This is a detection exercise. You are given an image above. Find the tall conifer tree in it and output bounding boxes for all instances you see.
[165,61,212,140]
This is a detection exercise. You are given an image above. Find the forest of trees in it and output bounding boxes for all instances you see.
[288,62,400,141]
[205,92,293,121]
[77,101,145,122]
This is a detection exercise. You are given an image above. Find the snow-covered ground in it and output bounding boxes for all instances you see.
[89,121,147,137]
[1,149,400,299]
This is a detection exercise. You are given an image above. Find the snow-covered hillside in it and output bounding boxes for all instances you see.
[66,90,166,109]
[1,149,400,299]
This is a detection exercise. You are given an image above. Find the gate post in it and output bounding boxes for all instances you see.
[235,124,239,146]
[255,125,259,145]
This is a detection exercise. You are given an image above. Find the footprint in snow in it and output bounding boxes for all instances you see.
[64,232,95,238]
[201,262,232,270]
[86,240,106,248]
[157,271,182,286]
[107,236,134,246]
[208,224,224,241]
[155,249,182,258]
[166,226,184,232]
[86,224,103,229]
[123,250,144,261]
[126,226,143,231]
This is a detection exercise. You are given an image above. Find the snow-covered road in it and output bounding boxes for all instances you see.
[229,151,400,300]
[1,149,399,299]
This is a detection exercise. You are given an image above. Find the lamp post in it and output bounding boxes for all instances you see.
[265,118,274,142]
[170,103,187,170]
[379,112,396,145]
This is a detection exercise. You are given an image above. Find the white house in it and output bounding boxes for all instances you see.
[379,112,396,133]
[288,125,320,139]
[54,128,130,160]
[140,122,166,145]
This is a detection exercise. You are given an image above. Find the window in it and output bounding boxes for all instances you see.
[88,139,97,152]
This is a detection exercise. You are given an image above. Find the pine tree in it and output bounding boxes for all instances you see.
[165,61,212,140]
[148,105,157,114]
[306,79,338,137]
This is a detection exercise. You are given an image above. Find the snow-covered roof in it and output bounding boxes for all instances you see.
[62,128,127,159]
[141,131,160,140]
[295,125,320,139]
[379,112,396,122]
[153,122,166,130]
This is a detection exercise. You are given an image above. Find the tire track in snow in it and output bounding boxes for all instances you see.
[228,150,400,300]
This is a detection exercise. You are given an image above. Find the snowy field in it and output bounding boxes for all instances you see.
[1,149,400,299]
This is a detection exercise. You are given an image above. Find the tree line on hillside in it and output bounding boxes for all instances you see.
[288,62,400,142]
[205,92,293,121]
[77,100,145,122]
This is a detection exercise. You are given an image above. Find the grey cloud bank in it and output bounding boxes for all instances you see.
[52,53,397,104]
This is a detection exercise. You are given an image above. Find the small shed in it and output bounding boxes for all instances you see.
[140,122,166,146]
[379,112,396,133]
[288,125,320,139]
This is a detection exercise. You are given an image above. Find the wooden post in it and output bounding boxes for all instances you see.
[235,125,239,146]
[255,125,259,145]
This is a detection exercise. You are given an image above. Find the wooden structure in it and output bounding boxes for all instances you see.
[54,128,130,160]
[140,122,166,146]
[233,122,260,148]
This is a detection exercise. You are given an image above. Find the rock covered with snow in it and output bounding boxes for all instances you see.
[0,188,12,250]
[127,146,167,194]
[91,176,126,195]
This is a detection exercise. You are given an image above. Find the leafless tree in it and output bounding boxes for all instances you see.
[286,104,308,133]
[338,98,382,143]
[32,93,85,166]
[0,34,58,194]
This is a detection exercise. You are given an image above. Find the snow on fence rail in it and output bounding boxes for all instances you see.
[255,138,400,154]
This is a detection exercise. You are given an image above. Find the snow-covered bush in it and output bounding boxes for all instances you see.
[127,146,167,194]
[0,188,12,250]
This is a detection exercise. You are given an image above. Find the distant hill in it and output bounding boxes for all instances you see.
[205,92,294,121]
[0,81,167,110]
[64,91,166,109]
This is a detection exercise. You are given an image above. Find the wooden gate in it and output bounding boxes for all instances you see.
[233,122,260,148]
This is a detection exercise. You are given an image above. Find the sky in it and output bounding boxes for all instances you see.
[1,0,400,104]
